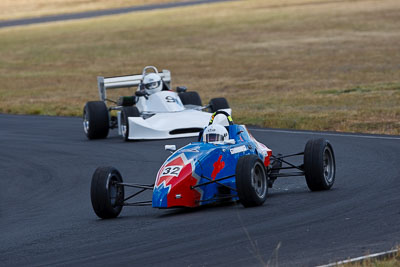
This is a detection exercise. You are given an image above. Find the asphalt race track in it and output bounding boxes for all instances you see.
[1,114,399,266]
[0,0,236,28]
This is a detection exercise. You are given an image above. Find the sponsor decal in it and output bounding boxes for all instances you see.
[230,145,247,154]
[165,96,176,103]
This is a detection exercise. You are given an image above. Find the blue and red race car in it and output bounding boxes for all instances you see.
[90,111,336,219]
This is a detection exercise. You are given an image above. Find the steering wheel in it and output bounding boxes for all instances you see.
[208,110,233,126]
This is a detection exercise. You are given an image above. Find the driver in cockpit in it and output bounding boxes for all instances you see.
[202,124,229,144]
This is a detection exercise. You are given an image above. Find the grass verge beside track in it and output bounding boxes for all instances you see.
[0,0,399,134]
[336,247,400,266]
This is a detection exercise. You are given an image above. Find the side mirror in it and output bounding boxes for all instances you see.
[165,145,176,153]
[176,86,187,93]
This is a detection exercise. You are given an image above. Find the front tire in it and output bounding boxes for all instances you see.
[236,155,268,207]
[209,98,230,112]
[90,167,124,219]
[83,101,109,139]
[304,138,336,191]
[121,106,140,141]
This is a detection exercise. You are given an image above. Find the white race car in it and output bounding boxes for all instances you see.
[83,66,231,140]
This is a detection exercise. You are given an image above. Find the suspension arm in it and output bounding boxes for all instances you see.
[118,183,154,190]
[192,175,237,192]
[273,172,305,177]
[272,152,304,159]
[271,155,304,171]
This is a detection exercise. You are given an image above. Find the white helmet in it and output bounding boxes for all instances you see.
[142,73,162,94]
[203,124,229,144]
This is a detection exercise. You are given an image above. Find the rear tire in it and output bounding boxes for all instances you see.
[83,101,109,139]
[209,98,230,112]
[179,91,202,106]
[304,138,336,191]
[121,106,140,141]
[90,166,124,219]
[236,155,268,207]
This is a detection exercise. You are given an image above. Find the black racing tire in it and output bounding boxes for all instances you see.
[304,138,336,191]
[121,106,140,141]
[179,91,202,106]
[83,101,109,139]
[90,166,124,219]
[209,97,230,112]
[236,155,268,207]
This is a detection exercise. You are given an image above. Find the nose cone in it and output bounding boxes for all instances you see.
[152,152,202,208]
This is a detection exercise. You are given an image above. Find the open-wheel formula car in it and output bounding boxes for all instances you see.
[83,66,231,140]
[90,111,336,219]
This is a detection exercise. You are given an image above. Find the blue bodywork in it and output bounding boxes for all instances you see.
[152,125,271,208]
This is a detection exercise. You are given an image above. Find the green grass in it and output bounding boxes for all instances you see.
[0,0,399,134]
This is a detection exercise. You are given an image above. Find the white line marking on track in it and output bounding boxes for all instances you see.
[249,128,400,140]
[316,248,398,267]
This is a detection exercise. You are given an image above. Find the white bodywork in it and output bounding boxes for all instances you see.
[98,66,231,140]
[124,109,212,140]
[136,91,184,113]
[122,110,231,140]
[118,90,231,140]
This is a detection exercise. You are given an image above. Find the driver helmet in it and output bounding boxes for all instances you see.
[142,73,162,94]
[203,124,229,144]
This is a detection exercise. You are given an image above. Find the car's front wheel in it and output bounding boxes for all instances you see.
[303,138,336,191]
[236,155,268,207]
[83,101,109,139]
[90,166,125,219]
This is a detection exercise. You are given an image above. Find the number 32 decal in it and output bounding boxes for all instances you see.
[160,165,183,177]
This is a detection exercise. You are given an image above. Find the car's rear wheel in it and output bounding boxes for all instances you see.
[304,138,336,191]
[209,97,230,112]
[236,155,268,207]
[179,91,202,106]
[121,106,140,141]
[91,166,124,219]
[83,101,109,139]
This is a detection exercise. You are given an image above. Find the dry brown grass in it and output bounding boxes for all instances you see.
[0,0,190,20]
[338,247,400,266]
[0,0,399,134]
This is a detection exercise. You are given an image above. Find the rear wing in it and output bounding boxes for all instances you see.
[97,69,171,101]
